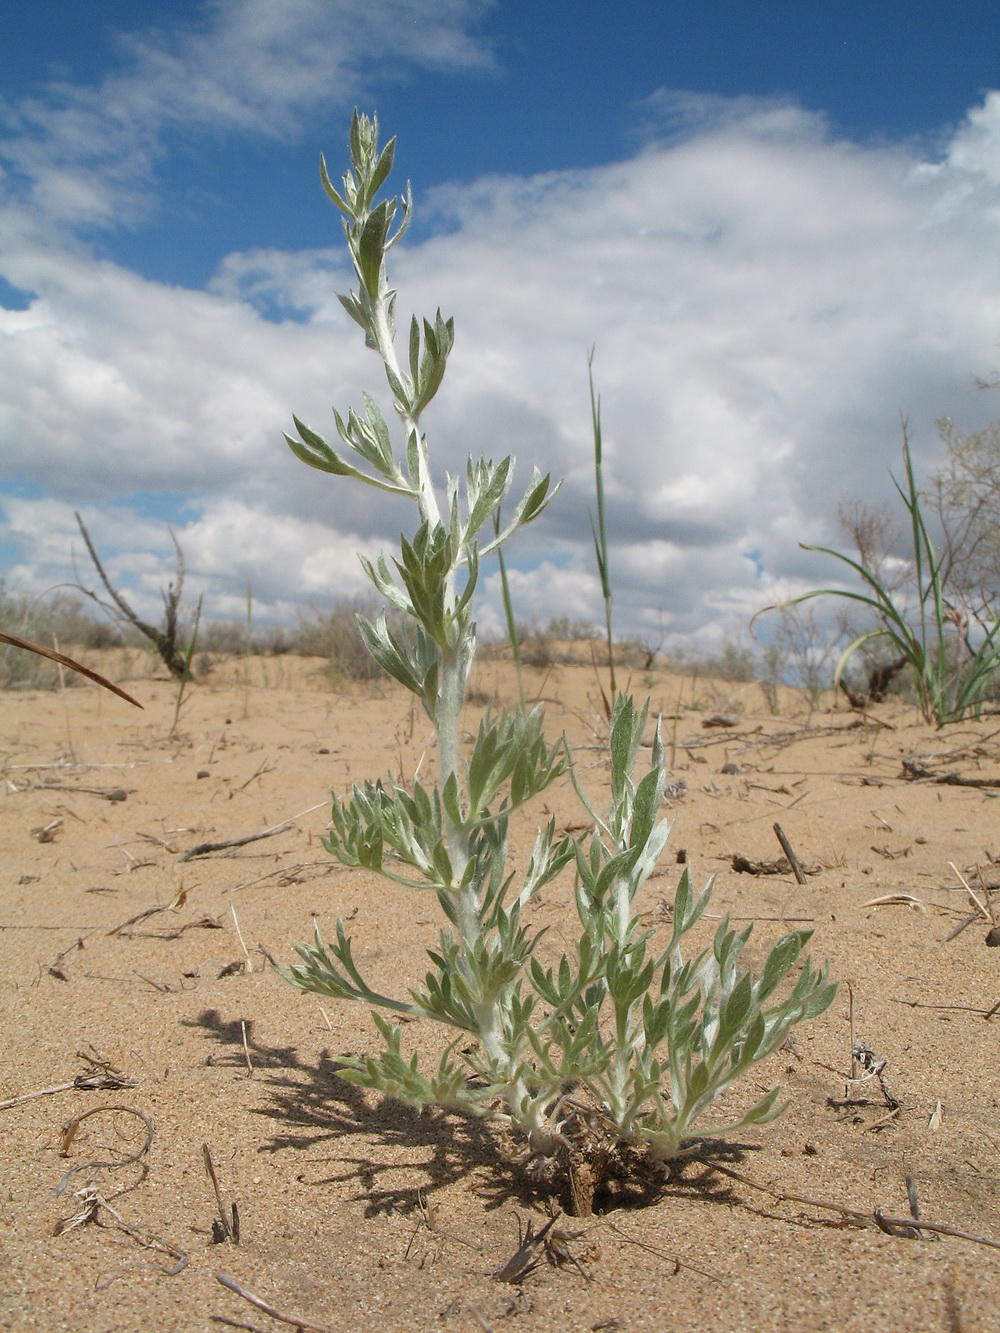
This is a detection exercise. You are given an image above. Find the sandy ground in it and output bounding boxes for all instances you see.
[1,652,999,1333]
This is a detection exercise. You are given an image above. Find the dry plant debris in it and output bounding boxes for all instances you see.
[203,1142,241,1244]
[214,1274,331,1333]
[54,1187,188,1279]
[0,1049,136,1111]
[0,629,143,707]
[55,1103,154,1196]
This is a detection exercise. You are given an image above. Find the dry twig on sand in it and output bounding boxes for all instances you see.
[178,821,294,862]
[54,1187,188,1281]
[492,1213,564,1282]
[8,780,131,801]
[203,1143,240,1244]
[772,822,807,884]
[55,1104,154,1196]
[215,1274,331,1333]
[107,886,189,937]
[694,1156,1000,1253]
[901,757,1000,788]
[0,1051,135,1112]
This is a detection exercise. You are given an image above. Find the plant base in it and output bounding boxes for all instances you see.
[530,1110,665,1217]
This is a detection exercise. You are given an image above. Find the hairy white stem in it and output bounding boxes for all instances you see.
[365,247,481,950]
[613,873,631,943]
[369,291,441,528]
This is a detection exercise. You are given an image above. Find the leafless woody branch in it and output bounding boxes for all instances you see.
[73,511,189,679]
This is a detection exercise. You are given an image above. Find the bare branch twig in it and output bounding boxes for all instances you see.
[695,1155,1000,1252]
[0,631,142,707]
[179,822,295,863]
[215,1274,331,1333]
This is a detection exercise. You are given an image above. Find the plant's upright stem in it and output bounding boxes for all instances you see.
[613,874,632,944]
[370,306,442,531]
[341,133,473,890]
[368,296,468,857]
[439,637,474,933]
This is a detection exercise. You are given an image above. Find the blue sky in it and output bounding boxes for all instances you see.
[2,1,999,645]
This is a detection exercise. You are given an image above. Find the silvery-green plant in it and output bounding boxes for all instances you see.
[282,113,836,1211]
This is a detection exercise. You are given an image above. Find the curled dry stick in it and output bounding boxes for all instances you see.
[55,1104,154,1197]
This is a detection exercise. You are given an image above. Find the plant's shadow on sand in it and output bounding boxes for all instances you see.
[187,1008,760,1220]
[186,1008,532,1214]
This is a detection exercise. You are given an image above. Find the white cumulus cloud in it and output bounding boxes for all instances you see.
[0,0,494,228]
[1,18,1000,654]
